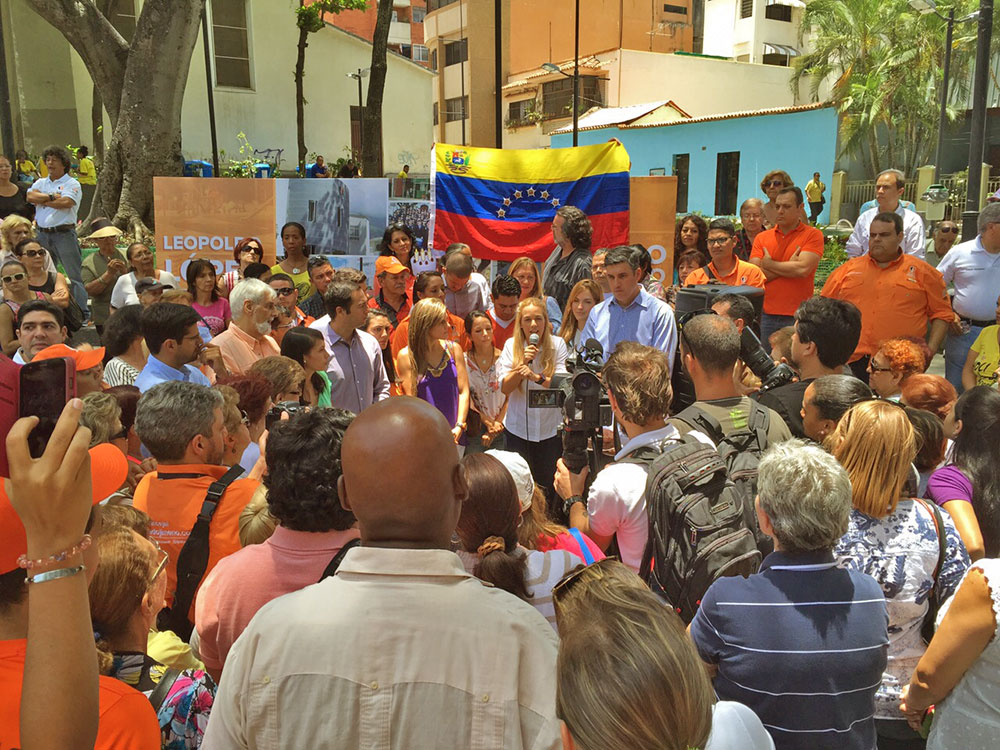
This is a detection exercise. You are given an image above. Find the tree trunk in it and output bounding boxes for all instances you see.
[295,23,309,177]
[26,0,205,236]
[91,84,104,164]
[363,0,393,178]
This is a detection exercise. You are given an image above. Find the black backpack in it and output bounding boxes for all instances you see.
[158,465,244,641]
[673,400,773,555]
[621,434,762,624]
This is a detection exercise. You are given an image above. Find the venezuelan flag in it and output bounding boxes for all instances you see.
[432,141,630,261]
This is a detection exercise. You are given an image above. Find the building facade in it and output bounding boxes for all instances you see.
[702,0,807,65]
[327,0,431,68]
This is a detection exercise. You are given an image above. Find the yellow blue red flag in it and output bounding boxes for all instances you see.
[432,141,630,261]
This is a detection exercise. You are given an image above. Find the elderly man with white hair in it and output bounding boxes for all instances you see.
[210,277,280,374]
[689,439,889,750]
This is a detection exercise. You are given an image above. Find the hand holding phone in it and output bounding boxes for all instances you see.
[20,357,76,459]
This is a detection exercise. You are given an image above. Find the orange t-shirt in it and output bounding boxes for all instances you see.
[820,253,953,359]
[749,222,825,316]
[390,311,468,359]
[683,258,767,289]
[132,464,259,618]
[0,639,160,750]
[487,310,516,351]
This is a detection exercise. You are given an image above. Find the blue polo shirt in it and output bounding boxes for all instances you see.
[134,354,211,393]
[689,550,888,750]
[579,286,677,363]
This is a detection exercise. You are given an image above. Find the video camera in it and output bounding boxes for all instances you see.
[528,337,610,473]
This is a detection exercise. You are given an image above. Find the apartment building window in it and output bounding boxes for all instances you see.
[715,151,740,216]
[541,77,602,119]
[663,3,687,14]
[211,0,253,89]
[445,39,468,66]
[673,154,689,214]
[413,44,430,62]
[430,48,438,70]
[508,98,537,125]
[107,0,137,41]
[433,102,439,126]
[428,0,460,9]
[413,6,427,22]
[765,3,792,21]
[445,96,468,122]
[740,0,753,18]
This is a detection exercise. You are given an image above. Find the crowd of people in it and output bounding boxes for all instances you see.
[3,159,1000,750]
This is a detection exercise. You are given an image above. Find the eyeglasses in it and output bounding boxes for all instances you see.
[867,360,893,373]
[274,287,296,296]
[552,557,621,604]
[21,249,46,258]
[706,237,732,246]
[1,273,25,284]
[938,227,958,234]
[149,540,169,585]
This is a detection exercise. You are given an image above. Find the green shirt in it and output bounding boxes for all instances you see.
[81,248,128,325]
[669,396,793,446]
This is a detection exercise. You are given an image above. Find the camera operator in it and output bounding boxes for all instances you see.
[554,342,712,573]
[671,313,792,444]
[711,292,756,334]
[579,245,677,363]
[756,297,861,438]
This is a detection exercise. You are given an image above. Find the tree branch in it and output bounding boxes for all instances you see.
[23,0,129,123]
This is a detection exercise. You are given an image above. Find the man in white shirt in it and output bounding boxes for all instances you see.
[555,341,712,572]
[846,169,925,259]
[204,397,561,748]
[938,201,1000,391]
[25,145,88,314]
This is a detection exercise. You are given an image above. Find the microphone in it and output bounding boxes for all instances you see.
[528,333,540,346]
[583,338,604,357]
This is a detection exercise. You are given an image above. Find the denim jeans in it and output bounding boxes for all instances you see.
[945,324,984,393]
[35,229,89,315]
[760,313,796,354]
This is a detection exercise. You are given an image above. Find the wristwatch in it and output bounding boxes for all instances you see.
[562,494,585,518]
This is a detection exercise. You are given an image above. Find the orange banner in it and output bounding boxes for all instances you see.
[153,177,277,278]
[629,176,677,285]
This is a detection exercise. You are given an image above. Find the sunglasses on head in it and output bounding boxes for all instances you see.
[552,557,621,604]
[1,272,25,284]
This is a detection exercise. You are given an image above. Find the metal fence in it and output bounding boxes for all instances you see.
[843,173,1000,222]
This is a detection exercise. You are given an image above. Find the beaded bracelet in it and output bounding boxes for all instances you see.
[25,565,86,585]
[16,534,92,571]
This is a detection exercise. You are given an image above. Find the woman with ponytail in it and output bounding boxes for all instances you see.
[89,522,215,748]
[455,453,576,631]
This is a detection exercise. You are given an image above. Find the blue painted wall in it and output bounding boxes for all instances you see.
[550,107,839,224]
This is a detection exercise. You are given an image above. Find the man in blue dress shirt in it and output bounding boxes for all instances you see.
[580,245,677,367]
[135,303,212,392]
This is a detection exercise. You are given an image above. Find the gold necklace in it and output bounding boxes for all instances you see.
[426,348,450,377]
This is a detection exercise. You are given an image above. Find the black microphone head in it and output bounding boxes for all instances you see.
[528,333,540,345]
[583,338,604,356]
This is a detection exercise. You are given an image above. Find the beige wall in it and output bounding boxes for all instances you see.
[61,0,435,176]
[4,0,83,154]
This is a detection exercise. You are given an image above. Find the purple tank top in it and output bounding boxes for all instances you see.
[417,351,467,446]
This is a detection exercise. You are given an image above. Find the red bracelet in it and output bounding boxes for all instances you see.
[17,534,92,570]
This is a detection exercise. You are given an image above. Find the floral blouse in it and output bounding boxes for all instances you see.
[834,499,970,718]
[111,651,216,749]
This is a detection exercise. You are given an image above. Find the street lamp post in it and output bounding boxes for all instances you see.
[964,0,994,237]
[908,0,979,183]
[346,68,370,161]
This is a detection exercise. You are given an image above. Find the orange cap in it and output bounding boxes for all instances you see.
[33,343,105,372]
[0,443,129,573]
[375,256,410,276]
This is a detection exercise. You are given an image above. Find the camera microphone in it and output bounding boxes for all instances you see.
[582,338,604,357]
[528,333,540,346]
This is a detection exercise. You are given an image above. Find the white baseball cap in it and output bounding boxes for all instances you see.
[486,449,534,512]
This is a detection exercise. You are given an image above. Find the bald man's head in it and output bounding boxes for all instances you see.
[338,397,467,549]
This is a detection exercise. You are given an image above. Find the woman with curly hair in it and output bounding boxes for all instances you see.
[545,205,594,311]
[674,214,709,268]
[868,338,927,400]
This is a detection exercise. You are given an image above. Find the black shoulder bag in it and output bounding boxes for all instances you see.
[159,465,245,641]
[318,538,362,582]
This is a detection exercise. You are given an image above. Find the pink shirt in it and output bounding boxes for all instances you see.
[209,322,280,375]
[194,525,360,674]
[536,530,606,565]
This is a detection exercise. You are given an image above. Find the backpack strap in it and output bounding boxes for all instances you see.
[702,263,718,282]
[161,464,244,640]
[675,404,725,444]
[147,667,182,713]
[318,538,362,582]
[745,398,771,451]
[568,527,595,565]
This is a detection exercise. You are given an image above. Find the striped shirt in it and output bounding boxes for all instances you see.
[689,550,888,750]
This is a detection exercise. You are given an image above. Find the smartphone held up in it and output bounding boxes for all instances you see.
[0,354,77,476]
